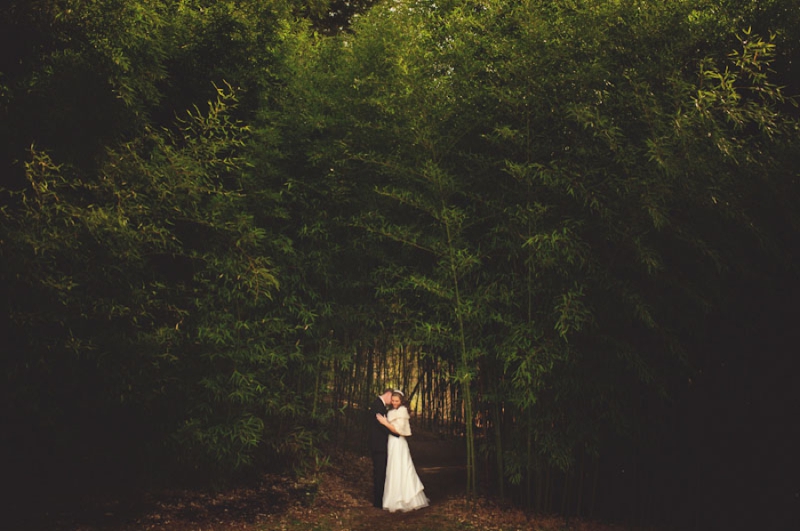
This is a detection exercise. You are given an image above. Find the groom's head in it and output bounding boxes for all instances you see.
[380,388,394,405]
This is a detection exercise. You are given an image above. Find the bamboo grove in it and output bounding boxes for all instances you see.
[2,0,798,528]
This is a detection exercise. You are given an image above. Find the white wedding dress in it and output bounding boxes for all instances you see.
[382,406,429,512]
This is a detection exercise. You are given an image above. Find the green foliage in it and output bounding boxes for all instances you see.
[0,0,297,183]
[0,0,354,482]
[285,0,799,502]
[2,1,799,519]
[1,85,313,476]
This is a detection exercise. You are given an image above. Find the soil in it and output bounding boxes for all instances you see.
[12,428,637,531]
[323,428,469,531]
[15,428,470,531]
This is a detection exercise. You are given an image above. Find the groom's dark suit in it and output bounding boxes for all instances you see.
[369,395,398,508]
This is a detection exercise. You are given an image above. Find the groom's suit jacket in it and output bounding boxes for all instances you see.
[368,396,397,453]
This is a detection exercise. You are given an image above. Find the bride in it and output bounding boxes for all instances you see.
[376,390,430,512]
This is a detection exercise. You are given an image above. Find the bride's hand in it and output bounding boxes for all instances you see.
[376,413,386,425]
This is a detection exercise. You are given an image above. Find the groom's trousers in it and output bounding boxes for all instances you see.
[372,450,388,508]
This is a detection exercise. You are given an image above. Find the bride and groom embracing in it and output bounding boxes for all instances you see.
[369,388,430,512]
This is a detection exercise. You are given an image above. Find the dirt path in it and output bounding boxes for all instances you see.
[407,429,468,503]
[330,429,469,531]
[28,428,471,531]
[21,428,637,531]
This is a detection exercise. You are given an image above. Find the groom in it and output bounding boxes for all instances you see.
[369,388,399,508]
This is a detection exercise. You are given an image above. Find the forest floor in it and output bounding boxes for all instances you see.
[22,429,653,531]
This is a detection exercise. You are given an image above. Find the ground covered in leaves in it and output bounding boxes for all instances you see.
[21,431,658,531]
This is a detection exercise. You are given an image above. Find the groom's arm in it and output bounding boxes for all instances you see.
[371,399,399,437]
[377,414,401,437]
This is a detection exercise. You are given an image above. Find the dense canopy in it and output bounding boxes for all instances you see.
[2,1,798,529]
